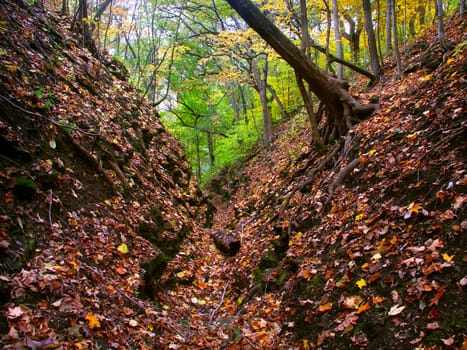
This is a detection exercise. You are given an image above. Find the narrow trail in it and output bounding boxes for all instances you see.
[154,126,312,348]
[155,197,258,347]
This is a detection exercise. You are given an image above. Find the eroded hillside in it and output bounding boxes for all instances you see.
[155,13,466,349]
[0,1,210,348]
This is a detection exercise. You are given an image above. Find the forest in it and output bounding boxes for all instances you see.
[0,0,465,348]
[47,0,462,182]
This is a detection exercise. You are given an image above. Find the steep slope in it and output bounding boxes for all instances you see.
[0,1,210,348]
[155,13,466,349]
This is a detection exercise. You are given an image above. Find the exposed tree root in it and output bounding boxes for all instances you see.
[63,132,119,196]
[324,157,360,208]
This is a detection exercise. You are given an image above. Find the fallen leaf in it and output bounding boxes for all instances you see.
[429,289,445,307]
[356,302,371,314]
[442,253,454,262]
[388,304,406,316]
[117,243,128,254]
[342,295,363,309]
[355,278,367,289]
[441,336,455,346]
[319,302,333,312]
[8,306,25,319]
[85,312,101,329]
[426,321,440,330]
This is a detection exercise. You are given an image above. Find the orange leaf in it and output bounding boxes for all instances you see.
[319,302,333,312]
[115,266,126,275]
[368,272,382,284]
[85,312,101,329]
[372,296,385,304]
[356,302,371,314]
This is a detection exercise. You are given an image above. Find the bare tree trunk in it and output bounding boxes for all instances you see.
[323,0,335,73]
[343,13,362,63]
[251,56,273,147]
[207,131,215,167]
[391,0,402,77]
[362,0,383,77]
[385,0,392,55]
[435,0,450,51]
[228,82,240,125]
[61,0,69,15]
[298,0,322,147]
[267,84,287,120]
[331,0,344,79]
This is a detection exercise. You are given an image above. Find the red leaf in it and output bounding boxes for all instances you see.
[429,289,445,307]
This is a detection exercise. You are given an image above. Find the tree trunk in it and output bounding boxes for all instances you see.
[362,0,383,77]
[332,0,344,79]
[267,84,288,120]
[225,0,377,140]
[207,131,215,167]
[343,13,362,63]
[298,0,322,147]
[435,0,450,51]
[385,0,392,55]
[391,0,402,77]
[229,84,240,125]
[251,55,274,147]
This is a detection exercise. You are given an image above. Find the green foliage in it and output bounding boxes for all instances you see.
[91,0,462,183]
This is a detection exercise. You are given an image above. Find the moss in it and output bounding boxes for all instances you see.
[300,274,325,299]
[13,176,37,200]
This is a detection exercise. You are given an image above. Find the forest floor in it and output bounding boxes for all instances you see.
[153,13,466,350]
[0,2,466,349]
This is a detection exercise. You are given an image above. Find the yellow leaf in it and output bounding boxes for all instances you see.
[117,243,128,254]
[355,213,365,221]
[5,65,18,72]
[422,74,432,81]
[442,253,454,262]
[85,312,101,329]
[176,271,185,278]
[367,149,377,156]
[356,278,367,289]
[237,296,243,304]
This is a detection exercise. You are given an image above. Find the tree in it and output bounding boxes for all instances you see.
[362,0,382,77]
[390,0,402,77]
[342,11,363,63]
[435,0,450,51]
[331,0,343,79]
[225,0,377,142]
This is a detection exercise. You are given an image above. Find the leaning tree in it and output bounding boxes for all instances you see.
[225,0,377,145]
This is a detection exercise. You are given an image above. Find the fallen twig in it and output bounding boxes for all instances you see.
[48,189,53,230]
[208,280,230,326]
